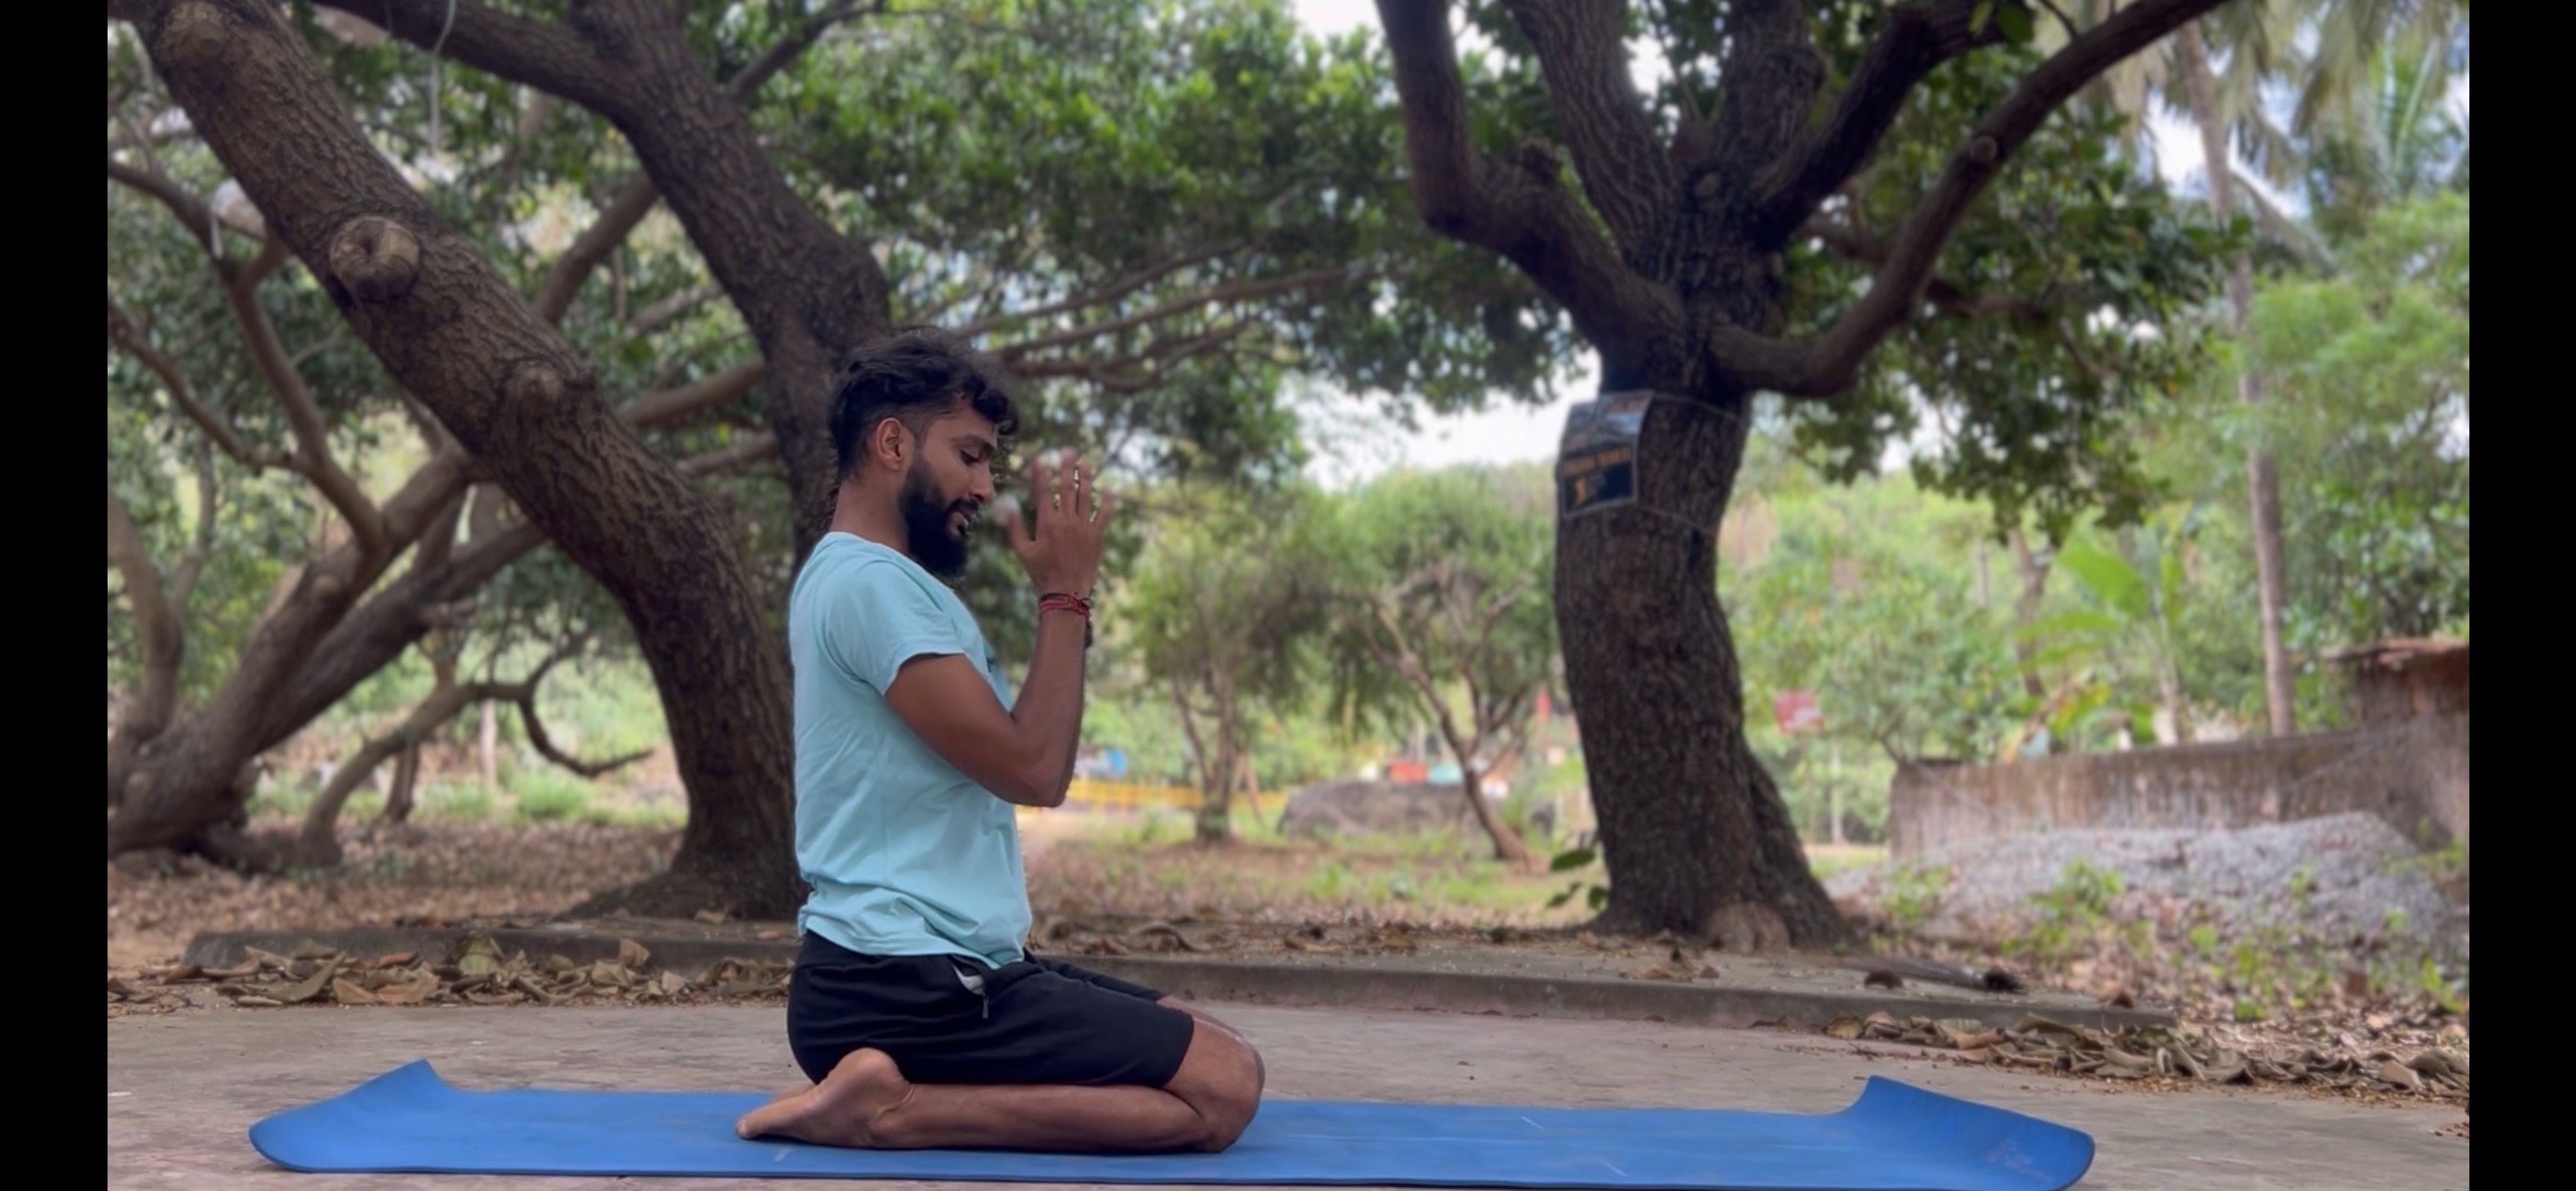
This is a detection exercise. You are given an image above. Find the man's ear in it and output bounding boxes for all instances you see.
[869,416,912,470]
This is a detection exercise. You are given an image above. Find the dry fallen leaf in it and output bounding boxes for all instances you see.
[274,965,335,1005]
[374,976,434,1005]
[618,938,652,969]
[1826,1016,1864,1040]
[693,909,729,925]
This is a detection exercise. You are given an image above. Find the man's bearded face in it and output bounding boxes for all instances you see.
[900,454,978,580]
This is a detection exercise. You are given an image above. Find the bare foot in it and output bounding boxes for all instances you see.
[760,1081,812,1108]
[735,1049,912,1146]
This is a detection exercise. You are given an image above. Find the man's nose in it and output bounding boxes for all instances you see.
[967,470,996,504]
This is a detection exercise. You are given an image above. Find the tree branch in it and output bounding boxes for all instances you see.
[259,519,549,753]
[628,281,723,336]
[106,294,291,471]
[950,243,1241,339]
[516,679,653,779]
[1005,321,1256,390]
[1710,0,2226,397]
[1751,0,2000,241]
[993,267,1358,357]
[310,0,629,118]
[108,153,384,551]
[105,155,223,257]
[1801,216,2047,320]
[106,477,183,741]
[1373,0,1671,365]
[617,360,766,428]
[678,432,782,478]
[1498,0,1675,252]
[218,252,387,560]
[532,175,660,327]
[724,1,885,102]
[168,438,221,613]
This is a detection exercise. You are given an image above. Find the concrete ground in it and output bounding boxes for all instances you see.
[108,1002,2464,1191]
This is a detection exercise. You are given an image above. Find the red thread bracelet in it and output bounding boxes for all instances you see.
[1039,592,1091,619]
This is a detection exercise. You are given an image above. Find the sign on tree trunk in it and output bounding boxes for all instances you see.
[1556,391,1651,517]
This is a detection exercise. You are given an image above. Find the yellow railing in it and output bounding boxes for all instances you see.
[1017,779,1285,817]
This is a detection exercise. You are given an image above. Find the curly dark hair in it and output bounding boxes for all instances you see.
[829,327,1021,479]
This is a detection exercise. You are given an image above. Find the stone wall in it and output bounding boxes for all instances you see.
[1890,713,2468,857]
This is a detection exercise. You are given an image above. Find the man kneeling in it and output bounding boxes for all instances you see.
[737,331,1265,1152]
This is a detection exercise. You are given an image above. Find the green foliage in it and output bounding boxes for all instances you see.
[1732,464,2022,783]
[1543,831,1610,911]
[418,780,498,825]
[512,770,594,825]
[1320,464,1558,768]
[2251,193,2470,647]
[1120,481,1337,805]
[1767,25,2228,541]
[1305,858,1360,902]
[2005,858,2125,963]
[1880,862,1952,937]
[779,0,1573,461]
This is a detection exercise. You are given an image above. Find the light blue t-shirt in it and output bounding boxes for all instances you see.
[787,532,1030,969]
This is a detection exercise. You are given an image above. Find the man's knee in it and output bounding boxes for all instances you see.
[1171,1023,1263,1152]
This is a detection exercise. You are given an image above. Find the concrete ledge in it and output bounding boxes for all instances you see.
[181,928,2172,1033]
[1076,954,2174,1032]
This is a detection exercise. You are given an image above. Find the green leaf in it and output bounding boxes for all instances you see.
[1587,885,1610,911]
[1546,886,1578,909]
[1996,3,2034,45]
[2053,541,2150,621]
[1970,0,1996,34]
[2021,608,2123,640]
[1549,847,1596,872]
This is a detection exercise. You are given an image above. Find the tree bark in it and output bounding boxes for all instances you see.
[2175,23,2297,737]
[383,743,423,824]
[298,678,485,866]
[1442,732,1532,867]
[106,480,184,805]
[1199,671,1243,845]
[2009,527,2052,708]
[118,0,801,916]
[1553,391,1835,949]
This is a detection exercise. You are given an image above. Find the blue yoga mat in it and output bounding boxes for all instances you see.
[249,1060,2094,1189]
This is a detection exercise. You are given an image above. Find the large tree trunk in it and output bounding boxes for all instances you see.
[2175,24,2297,737]
[1556,390,1844,950]
[119,0,803,917]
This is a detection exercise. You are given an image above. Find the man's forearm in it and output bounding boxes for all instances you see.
[1001,608,1088,805]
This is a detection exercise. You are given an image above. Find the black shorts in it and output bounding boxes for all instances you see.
[786,933,1198,1089]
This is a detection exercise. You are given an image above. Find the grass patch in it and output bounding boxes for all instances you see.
[512,770,593,825]
[1802,842,1888,881]
[416,780,499,824]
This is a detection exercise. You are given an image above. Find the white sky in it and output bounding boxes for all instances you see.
[1283,0,2467,488]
